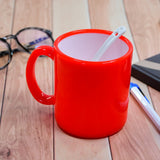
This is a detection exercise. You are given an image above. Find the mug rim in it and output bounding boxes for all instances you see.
[54,29,133,64]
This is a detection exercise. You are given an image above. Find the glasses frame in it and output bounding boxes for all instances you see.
[0,27,54,70]
[0,38,13,70]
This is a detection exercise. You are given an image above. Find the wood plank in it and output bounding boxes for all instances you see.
[0,0,14,121]
[55,122,112,160]
[89,0,160,159]
[124,0,160,114]
[53,0,91,38]
[124,0,160,148]
[149,87,160,116]
[0,0,54,160]
[110,95,160,160]
[0,69,6,118]
[124,0,160,60]
[53,0,112,160]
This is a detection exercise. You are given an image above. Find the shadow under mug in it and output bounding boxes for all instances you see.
[26,29,133,138]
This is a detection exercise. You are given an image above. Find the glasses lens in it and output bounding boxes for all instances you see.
[0,40,10,69]
[16,28,53,52]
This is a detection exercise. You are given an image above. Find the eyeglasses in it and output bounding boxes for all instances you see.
[0,27,54,70]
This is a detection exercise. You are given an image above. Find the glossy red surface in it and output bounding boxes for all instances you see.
[26,46,55,105]
[26,29,133,138]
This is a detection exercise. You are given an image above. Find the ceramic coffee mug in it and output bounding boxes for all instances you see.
[26,29,133,138]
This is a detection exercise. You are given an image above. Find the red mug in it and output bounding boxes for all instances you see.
[26,29,133,138]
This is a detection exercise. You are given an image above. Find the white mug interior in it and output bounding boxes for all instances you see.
[58,33,129,61]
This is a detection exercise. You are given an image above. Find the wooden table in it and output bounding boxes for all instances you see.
[0,0,160,159]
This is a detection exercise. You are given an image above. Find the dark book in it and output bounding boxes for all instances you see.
[131,53,160,91]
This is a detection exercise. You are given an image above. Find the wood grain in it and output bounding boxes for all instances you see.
[124,0,160,128]
[53,0,112,160]
[124,0,160,60]
[54,122,112,160]
[53,0,91,38]
[0,0,14,122]
[89,0,160,159]
[110,95,160,160]
[0,0,54,160]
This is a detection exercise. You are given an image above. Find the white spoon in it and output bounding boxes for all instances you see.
[92,26,126,61]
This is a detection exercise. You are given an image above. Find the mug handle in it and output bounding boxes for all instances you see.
[26,46,55,105]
